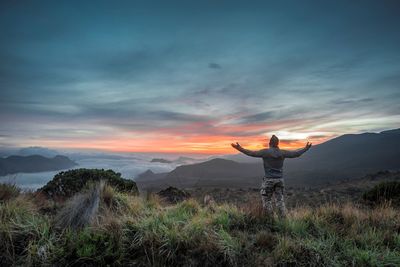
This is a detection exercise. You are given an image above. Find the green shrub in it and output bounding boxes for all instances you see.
[212,204,246,230]
[344,247,400,266]
[38,168,138,198]
[275,218,310,238]
[54,228,123,266]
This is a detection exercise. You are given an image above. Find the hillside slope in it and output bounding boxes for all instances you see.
[287,129,400,170]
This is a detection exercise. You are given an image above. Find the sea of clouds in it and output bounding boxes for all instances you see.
[0,152,204,190]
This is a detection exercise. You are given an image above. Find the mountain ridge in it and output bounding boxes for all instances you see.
[136,129,400,190]
[0,155,77,176]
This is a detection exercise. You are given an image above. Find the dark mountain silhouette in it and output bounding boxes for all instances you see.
[283,128,400,184]
[0,155,77,176]
[164,158,263,188]
[298,130,400,169]
[174,156,200,164]
[136,129,400,190]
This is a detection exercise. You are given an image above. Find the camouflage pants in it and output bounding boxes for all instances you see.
[260,177,286,217]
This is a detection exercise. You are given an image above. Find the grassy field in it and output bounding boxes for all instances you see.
[1,182,400,266]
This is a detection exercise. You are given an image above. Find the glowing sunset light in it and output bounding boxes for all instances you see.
[20,128,332,155]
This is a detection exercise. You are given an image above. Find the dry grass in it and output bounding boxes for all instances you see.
[1,183,400,266]
[54,181,103,229]
[0,183,20,202]
[254,230,277,250]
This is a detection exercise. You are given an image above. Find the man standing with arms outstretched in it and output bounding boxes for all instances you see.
[231,135,312,217]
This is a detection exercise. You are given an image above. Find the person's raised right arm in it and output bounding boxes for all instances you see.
[231,142,266,157]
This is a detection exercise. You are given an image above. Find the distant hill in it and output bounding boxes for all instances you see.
[150,156,203,165]
[0,147,19,158]
[174,156,201,165]
[136,158,263,190]
[136,129,400,190]
[165,158,246,184]
[0,155,77,176]
[151,158,173,163]
[18,146,60,158]
[136,169,167,182]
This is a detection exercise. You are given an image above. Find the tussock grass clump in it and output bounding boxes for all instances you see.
[254,230,277,251]
[211,204,247,230]
[215,228,242,265]
[101,184,132,214]
[2,184,400,266]
[55,182,102,229]
[0,183,20,202]
[0,196,55,266]
[54,181,138,230]
[122,201,233,266]
[157,186,191,203]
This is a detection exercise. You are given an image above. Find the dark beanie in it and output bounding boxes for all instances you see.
[269,135,279,147]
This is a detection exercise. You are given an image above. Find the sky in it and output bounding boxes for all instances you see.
[0,0,399,154]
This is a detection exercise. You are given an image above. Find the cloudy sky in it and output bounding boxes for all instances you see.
[1,0,399,154]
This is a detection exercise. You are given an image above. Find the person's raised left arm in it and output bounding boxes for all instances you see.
[282,142,312,158]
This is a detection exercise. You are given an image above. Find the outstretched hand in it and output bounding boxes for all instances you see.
[305,142,312,150]
[231,142,242,150]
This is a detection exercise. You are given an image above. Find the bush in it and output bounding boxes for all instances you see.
[54,228,123,266]
[157,186,191,203]
[363,181,400,205]
[38,168,138,198]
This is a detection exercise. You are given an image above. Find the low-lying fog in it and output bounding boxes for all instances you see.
[0,152,207,190]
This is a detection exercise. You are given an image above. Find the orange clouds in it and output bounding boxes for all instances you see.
[33,130,329,155]
[14,109,335,154]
